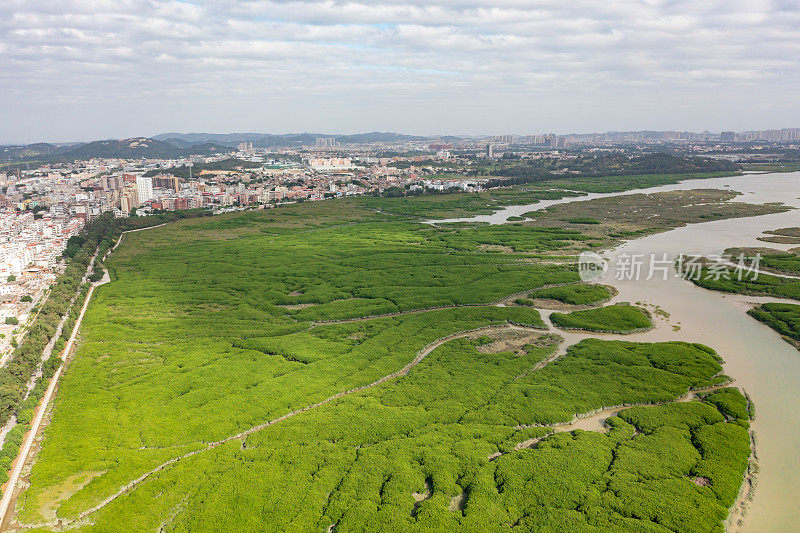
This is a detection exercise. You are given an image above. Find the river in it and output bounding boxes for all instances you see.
[437,171,800,531]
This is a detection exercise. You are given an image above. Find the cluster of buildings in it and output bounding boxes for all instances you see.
[314,137,339,148]
[731,128,800,142]
[0,210,84,349]
[476,129,800,148]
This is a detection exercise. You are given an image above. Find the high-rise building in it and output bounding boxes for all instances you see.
[315,137,336,148]
[485,144,494,158]
[720,131,735,142]
[135,177,153,203]
[119,186,139,212]
[104,175,123,190]
[152,175,181,192]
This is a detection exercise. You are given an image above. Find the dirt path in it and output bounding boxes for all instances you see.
[309,283,579,326]
[0,269,108,528]
[495,382,737,460]
[0,224,167,530]
[20,324,544,529]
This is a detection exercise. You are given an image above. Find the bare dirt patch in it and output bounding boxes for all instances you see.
[277,303,316,310]
[477,244,514,253]
[30,471,105,523]
[470,329,561,356]
[449,492,466,512]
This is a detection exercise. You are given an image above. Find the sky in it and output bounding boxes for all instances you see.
[1,0,799,143]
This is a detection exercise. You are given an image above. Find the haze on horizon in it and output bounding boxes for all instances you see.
[1,0,799,144]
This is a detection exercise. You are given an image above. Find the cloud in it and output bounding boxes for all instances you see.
[0,0,798,141]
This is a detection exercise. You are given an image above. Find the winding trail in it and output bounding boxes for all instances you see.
[3,276,661,528]
[0,223,167,530]
[25,324,545,528]
[308,286,571,327]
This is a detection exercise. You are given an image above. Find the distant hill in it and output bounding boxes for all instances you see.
[2,138,228,164]
[153,131,436,147]
[2,132,459,167]
[0,142,60,159]
[54,138,227,160]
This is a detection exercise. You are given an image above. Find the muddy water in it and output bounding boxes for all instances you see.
[446,172,800,531]
[428,171,800,226]
[598,184,800,532]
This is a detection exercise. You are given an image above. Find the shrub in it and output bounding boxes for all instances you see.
[528,283,612,305]
[550,303,652,333]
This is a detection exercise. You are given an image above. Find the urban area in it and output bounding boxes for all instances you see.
[1,127,799,360]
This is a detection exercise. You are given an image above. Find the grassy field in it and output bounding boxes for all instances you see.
[756,227,800,245]
[10,191,756,532]
[550,303,653,333]
[740,163,800,173]
[540,171,739,193]
[352,171,739,220]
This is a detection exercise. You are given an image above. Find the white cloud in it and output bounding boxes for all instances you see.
[0,0,798,141]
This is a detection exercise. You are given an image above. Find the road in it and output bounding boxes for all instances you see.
[0,224,163,529]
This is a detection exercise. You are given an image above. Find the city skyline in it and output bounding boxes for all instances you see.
[3,126,800,148]
[2,1,799,143]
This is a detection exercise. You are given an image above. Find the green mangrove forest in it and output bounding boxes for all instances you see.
[4,187,761,532]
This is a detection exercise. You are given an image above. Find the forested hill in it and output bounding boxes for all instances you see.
[487,153,739,186]
[1,137,227,164]
[152,131,434,147]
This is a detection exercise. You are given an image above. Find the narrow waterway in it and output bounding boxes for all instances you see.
[428,171,799,225]
[438,171,800,531]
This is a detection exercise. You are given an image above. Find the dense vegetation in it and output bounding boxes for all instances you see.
[549,304,653,333]
[689,267,800,301]
[0,252,91,427]
[143,157,263,179]
[528,283,612,305]
[726,247,800,276]
[10,193,753,532]
[757,252,800,275]
[523,190,787,243]
[747,303,800,348]
[488,153,737,187]
[356,187,583,219]
[0,211,214,498]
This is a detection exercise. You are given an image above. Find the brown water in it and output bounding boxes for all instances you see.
[445,171,800,531]
[598,176,800,532]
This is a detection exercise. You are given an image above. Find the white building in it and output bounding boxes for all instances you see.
[307,158,354,171]
[136,176,154,203]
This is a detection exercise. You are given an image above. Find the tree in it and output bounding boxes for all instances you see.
[4,317,19,325]
[6,275,15,282]
[21,295,33,303]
